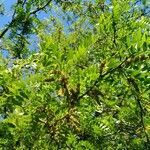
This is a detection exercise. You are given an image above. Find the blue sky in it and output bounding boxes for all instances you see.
[0,0,51,57]
[0,0,71,29]
[0,0,74,49]
[0,0,16,57]
[0,0,17,28]
[0,0,73,58]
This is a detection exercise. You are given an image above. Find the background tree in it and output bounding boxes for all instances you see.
[0,0,150,149]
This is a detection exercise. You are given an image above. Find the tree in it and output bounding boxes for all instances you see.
[0,0,150,149]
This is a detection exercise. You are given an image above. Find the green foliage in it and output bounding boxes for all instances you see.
[0,0,150,149]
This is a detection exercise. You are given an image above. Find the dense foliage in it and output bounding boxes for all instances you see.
[0,0,150,149]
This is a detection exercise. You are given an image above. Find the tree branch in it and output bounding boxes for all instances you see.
[124,73,150,145]
[30,0,52,15]
[77,57,128,101]
[0,0,52,39]
[0,11,16,39]
[112,5,117,47]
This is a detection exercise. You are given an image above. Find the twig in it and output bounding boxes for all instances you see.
[124,73,150,145]
[0,0,52,39]
[0,0,22,39]
[112,5,117,47]
[0,13,16,39]
[30,0,52,15]
[77,57,128,101]
[22,0,27,7]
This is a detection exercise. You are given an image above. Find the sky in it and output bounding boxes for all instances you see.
[0,0,51,57]
[0,0,17,28]
[0,0,76,58]
[0,0,16,57]
[1,0,149,58]
[0,0,51,27]
[0,0,72,31]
